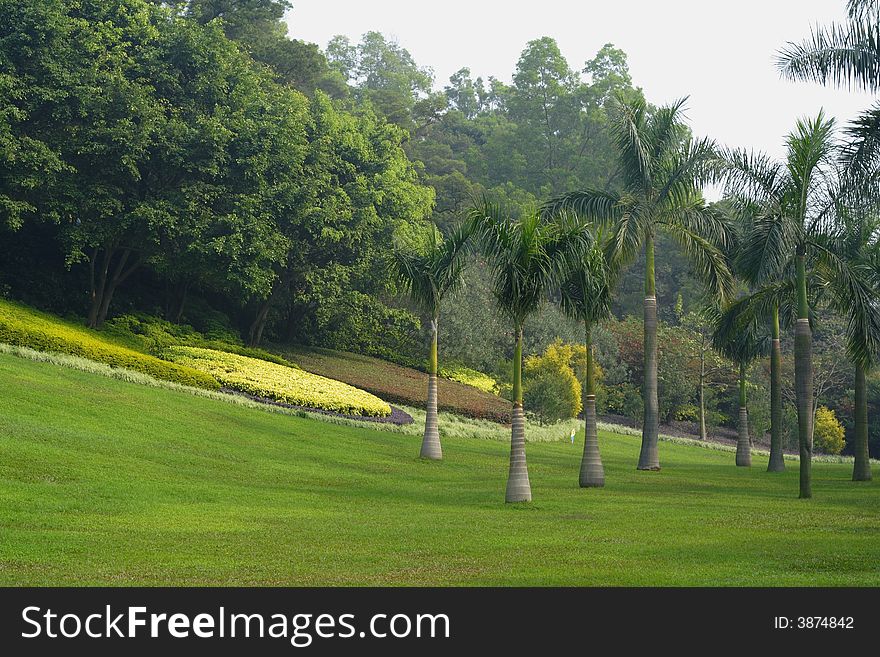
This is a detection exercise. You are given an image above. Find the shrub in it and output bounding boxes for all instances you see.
[523,346,582,424]
[0,300,218,389]
[105,314,298,368]
[166,346,391,417]
[439,363,499,394]
[814,406,846,455]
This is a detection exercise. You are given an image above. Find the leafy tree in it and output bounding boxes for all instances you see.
[391,223,473,459]
[814,406,847,454]
[470,202,593,502]
[522,344,582,424]
[545,96,734,471]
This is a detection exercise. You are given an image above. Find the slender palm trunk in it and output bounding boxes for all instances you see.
[580,322,604,487]
[698,351,707,441]
[852,365,872,481]
[794,249,813,498]
[638,231,660,470]
[506,326,532,502]
[768,304,785,472]
[736,362,751,467]
[421,317,442,460]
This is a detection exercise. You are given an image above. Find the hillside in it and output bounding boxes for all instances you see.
[1,352,877,586]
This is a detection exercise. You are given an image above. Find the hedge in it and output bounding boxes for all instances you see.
[0,300,219,390]
[165,346,391,417]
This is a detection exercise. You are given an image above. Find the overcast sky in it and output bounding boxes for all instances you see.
[287,0,876,162]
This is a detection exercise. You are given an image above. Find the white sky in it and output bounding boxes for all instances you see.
[287,0,876,162]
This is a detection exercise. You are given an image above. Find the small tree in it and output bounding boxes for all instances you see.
[814,406,846,455]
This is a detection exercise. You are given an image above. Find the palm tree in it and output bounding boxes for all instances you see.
[544,96,734,471]
[713,305,770,468]
[557,236,615,487]
[391,223,473,460]
[819,198,880,481]
[720,112,849,498]
[469,202,593,502]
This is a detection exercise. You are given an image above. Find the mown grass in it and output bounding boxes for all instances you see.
[1,352,878,586]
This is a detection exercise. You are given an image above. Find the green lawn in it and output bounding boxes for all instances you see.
[1,352,878,586]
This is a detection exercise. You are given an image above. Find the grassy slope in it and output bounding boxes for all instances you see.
[283,345,511,423]
[1,353,878,586]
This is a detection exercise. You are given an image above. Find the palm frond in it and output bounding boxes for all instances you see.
[658,218,735,302]
[777,18,880,92]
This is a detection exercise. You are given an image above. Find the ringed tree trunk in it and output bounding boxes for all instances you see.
[767,304,785,472]
[736,362,752,467]
[580,322,604,487]
[420,317,442,460]
[506,326,532,503]
[638,231,660,470]
[852,365,872,482]
[794,249,813,499]
[87,245,142,329]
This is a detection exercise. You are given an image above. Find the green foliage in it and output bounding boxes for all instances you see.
[104,314,297,367]
[814,406,846,455]
[292,290,423,367]
[0,299,217,390]
[438,364,498,394]
[523,346,582,424]
[166,346,390,416]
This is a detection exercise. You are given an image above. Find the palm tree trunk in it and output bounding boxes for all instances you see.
[852,364,872,481]
[699,352,707,441]
[421,318,442,460]
[768,304,785,472]
[736,362,751,467]
[794,249,813,498]
[638,232,660,470]
[506,326,532,502]
[580,322,604,487]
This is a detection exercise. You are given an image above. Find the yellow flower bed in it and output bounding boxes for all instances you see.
[0,300,219,390]
[439,364,499,395]
[166,346,392,417]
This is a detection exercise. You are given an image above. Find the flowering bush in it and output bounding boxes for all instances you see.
[165,346,391,417]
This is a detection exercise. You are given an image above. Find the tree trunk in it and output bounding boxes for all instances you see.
[420,318,442,460]
[173,281,190,324]
[87,247,140,329]
[794,251,813,498]
[87,247,112,329]
[638,232,660,470]
[248,299,272,347]
[767,304,785,472]
[506,326,532,502]
[852,365,872,481]
[736,363,751,467]
[580,322,604,487]
[698,352,707,441]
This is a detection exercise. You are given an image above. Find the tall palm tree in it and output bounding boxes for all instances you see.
[469,202,593,502]
[721,112,849,498]
[713,306,770,468]
[391,223,473,460]
[819,198,880,481]
[544,95,735,471]
[557,236,615,487]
